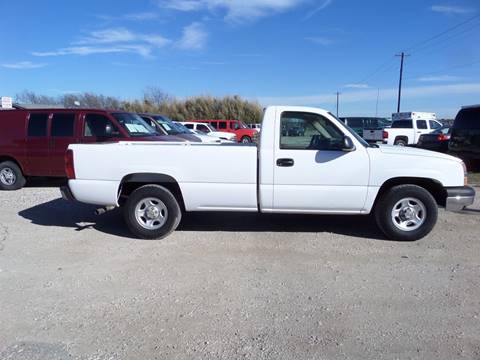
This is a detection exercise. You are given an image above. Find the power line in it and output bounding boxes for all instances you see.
[353,13,480,88]
[406,13,480,53]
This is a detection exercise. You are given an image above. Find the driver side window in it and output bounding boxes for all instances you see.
[280,112,344,150]
[84,114,120,137]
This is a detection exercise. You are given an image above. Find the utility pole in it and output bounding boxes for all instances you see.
[396,52,409,113]
[335,92,340,117]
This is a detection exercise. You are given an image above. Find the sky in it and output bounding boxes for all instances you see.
[1,0,479,118]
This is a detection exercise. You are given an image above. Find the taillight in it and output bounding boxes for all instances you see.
[437,134,451,141]
[65,149,76,179]
[383,130,389,139]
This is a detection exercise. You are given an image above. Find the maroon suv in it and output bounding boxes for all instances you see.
[0,108,183,190]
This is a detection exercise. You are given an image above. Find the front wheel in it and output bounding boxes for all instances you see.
[124,185,182,239]
[0,161,26,190]
[241,136,252,144]
[374,185,438,241]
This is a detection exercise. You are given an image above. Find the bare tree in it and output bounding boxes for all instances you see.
[15,90,58,106]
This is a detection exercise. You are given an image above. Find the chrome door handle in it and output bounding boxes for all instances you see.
[276,158,294,167]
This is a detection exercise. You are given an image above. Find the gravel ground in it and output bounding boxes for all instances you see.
[0,185,479,360]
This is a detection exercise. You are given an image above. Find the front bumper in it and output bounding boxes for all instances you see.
[60,185,75,201]
[445,186,475,212]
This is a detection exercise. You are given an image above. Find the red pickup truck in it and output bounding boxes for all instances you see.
[0,108,181,190]
[189,119,258,143]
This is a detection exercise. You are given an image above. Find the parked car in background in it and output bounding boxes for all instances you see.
[417,127,451,153]
[174,122,234,143]
[0,109,181,190]
[140,114,201,142]
[62,105,474,242]
[190,119,257,143]
[384,112,442,146]
[340,117,391,139]
[180,122,237,142]
[449,105,480,171]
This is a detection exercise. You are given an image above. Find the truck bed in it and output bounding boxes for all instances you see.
[69,142,259,211]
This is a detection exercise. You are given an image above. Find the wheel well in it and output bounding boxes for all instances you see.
[375,177,447,207]
[0,156,24,173]
[118,173,185,211]
[394,136,408,144]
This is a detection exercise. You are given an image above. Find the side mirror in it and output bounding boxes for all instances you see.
[342,136,356,152]
[105,123,113,137]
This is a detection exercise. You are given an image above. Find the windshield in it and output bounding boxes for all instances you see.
[151,116,182,135]
[205,123,217,132]
[328,112,369,148]
[173,122,194,134]
[238,121,248,129]
[112,113,157,137]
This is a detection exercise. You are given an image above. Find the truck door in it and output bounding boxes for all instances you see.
[25,113,50,176]
[273,111,369,212]
[80,113,122,144]
[414,120,430,143]
[49,113,77,177]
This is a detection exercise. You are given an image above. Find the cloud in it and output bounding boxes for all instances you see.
[33,45,152,57]
[257,83,480,106]
[1,61,47,69]
[431,5,476,15]
[158,0,305,21]
[76,28,170,47]
[124,12,158,21]
[344,83,369,89]
[305,36,334,45]
[177,22,208,50]
[303,0,333,20]
[33,27,171,58]
[417,75,462,82]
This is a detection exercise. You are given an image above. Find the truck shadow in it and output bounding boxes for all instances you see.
[18,198,388,240]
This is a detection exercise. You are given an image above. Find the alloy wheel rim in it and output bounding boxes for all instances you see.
[135,197,168,230]
[391,197,427,232]
[0,168,16,186]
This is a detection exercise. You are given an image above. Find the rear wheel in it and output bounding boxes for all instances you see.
[374,185,438,241]
[124,185,182,239]
[241,136,252,144]
[0,161,26,190]
[394,139,407,146]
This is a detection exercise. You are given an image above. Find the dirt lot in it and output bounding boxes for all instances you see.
[1,185,479,360]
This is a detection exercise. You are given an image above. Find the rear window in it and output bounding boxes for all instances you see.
[453,108,480,129]
[51,113,75,137]
[218,122,227,129]
[27,113,49,137]
[391,120,413,128]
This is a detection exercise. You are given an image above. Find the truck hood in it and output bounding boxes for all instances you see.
[376,144,462,163]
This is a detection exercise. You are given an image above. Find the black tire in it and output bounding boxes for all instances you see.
[0,161,26,190]
[394,139,407,146]
[374,185,438,241]
[241,136,252,144]
[123,185,182,240]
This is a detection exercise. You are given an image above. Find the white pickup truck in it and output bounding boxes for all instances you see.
[61,106,475,241]
[384,112,443,146]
